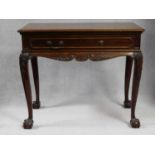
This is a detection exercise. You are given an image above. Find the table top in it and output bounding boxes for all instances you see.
[18,22,144,33]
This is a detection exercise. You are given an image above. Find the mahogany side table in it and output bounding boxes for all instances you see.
[18,23,144,129]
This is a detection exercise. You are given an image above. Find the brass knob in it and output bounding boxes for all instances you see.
[99,40,104,45]
[46,40,53,46]
[59,40,64,46]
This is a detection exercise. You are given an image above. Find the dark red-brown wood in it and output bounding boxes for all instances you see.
[18,23,144,129]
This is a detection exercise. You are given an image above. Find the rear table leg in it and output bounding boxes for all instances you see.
[124,56,133,108]
[31,57,41,109]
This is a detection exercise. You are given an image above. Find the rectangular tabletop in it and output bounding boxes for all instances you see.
[18,22,144,33]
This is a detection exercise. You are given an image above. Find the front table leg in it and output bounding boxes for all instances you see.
[130,52,143,128]
[19,53,33,129]
[31,57,41,109]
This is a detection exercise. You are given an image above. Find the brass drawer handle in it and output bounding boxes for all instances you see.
[46,41,60,49]
[46,40,53,46]
[59,40,64,46]
[99,40,105,45]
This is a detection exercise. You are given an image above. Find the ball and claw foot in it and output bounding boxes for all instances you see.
[124,100,131,108]
[33,101,41,109]
[130,118,140,128]
[23,119,33,129]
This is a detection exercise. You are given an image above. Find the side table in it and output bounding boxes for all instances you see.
[18,23,144,129]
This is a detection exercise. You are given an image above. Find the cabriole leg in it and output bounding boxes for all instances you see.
[130,52,143,128]
[19,53,33,129]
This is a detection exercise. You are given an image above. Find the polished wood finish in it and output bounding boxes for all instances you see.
[18,23,144,32]
[18,23,144,129]
[30,37,137,50]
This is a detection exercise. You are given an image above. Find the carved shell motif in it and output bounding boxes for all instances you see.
[20,51,137,62]
[41,52,135,62]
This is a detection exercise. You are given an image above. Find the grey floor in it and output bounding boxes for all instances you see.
[0,90,155,135]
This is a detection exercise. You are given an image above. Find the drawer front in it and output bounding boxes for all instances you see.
[29,37,136,50]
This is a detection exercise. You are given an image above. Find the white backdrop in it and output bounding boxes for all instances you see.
[0,19,155,134]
